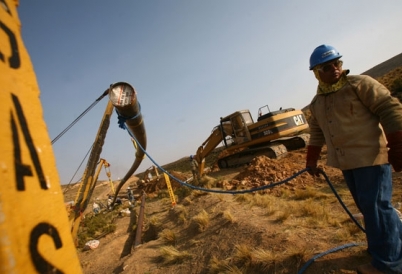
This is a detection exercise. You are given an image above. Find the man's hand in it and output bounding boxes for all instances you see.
[306,145,322,176]
[387,131,402,172]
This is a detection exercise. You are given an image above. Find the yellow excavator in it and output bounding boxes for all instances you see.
[194,105,309,176]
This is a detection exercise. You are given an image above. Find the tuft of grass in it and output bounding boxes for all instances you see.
[333,228,355,243]
[285,245,314,267]
[170,204,188,224]
[222,210,236,223]
[232,244,253,266]
[280,188,292,198]
[263,204,277,216]
[346,221,363,236]
[157,189,170,199]
[201,176,217,188]
[188,239,201,246]
[192,210,210,231]
[159,246,192,264]
[252,248,277,269]
[175,186,193,199]
[181,196,192,206]
[232,244,277,271]
[158,229,176,245]
[294,186,320,200]
[233,194,251,203]
[275,210,291,222]
[298,199,321,217]
[216,194,225,201]
[250,193,273,208]
[148,216,161,227]
[209,256,243,274]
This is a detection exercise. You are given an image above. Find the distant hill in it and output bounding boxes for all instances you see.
[362,52,402,78]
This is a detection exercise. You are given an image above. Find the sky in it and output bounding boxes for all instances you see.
[18,1,402,185]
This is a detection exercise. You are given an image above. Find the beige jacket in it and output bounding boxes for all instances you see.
[309,75,402,170]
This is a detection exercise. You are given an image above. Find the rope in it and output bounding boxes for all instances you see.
[51,89,109,145]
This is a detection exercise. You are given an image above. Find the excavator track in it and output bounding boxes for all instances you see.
[217,133,309,169]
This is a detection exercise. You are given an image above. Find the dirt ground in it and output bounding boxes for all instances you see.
[63,147,402,274]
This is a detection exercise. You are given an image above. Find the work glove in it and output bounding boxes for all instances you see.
[386,131,402,172]
[306,145,322,176]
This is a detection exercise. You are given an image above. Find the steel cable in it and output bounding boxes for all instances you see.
[62,144,93,193]
[51,89,109,145]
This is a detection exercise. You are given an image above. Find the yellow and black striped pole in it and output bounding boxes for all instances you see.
[0,1,83,273]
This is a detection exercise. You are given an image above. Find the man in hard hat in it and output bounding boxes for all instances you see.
[190,155,200,185]
[92,201,100,214]
[306,44,402,274]
[127,186,135,205]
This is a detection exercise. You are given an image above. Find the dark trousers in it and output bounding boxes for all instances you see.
[343,164,402,272]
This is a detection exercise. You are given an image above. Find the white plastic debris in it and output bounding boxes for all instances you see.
[85,240,100,250]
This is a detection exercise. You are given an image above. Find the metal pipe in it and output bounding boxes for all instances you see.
[108,82,147,205]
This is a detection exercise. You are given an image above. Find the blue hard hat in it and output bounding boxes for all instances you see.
[309,44,342,70]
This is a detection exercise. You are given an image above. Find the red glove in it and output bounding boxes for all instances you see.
[306,145,322,176]
[386,131,402,172]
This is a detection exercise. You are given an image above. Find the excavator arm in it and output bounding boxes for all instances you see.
[194,122,233,176]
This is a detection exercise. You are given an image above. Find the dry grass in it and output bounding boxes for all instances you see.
[209,256,243,274]
[285,245,315,264]
[232,244,277,271]
[293,186,328,200]
[201,175,217,188]
[222,210,236,223]
[170,204,189,224]
[148,215,161,227]
[181,196,192,206]
[158,229,176,245]
[158,246,192,265]
[275,210,291,222]
[233,193,252,203]
[250,193,274,207]
[191,189,210,197]
[191,209,210,231]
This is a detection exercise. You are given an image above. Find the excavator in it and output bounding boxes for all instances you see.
[194,105,310,176]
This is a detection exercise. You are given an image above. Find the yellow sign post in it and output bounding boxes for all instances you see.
[0,1,83,273]
[163,173,176,207]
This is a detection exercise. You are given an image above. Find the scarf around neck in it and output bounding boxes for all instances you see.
[314,69,350,95]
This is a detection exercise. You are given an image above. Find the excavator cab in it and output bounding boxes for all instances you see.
[221,110,253,146]
[257,105,295,122]
[231,113,251,144]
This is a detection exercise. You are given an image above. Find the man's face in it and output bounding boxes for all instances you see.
[317,59,343,84]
